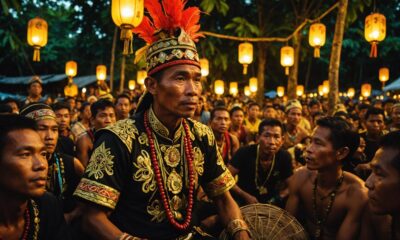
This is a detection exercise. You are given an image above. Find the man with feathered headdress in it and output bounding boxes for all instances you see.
[74,1,250,239]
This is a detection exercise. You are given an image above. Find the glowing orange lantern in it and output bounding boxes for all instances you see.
[296,85,304,97]
[323,80,330,95]
[280,46,294,75]
[365,13,386,58]
[137,70,147,85]
[111,0,144,55]
[309,23,326,58]
[249,77,257,92]
[361,83,372,98]
[27,17,48,62]
[244,86,251,96]
[200,58,209,77]
[214,80,224,95]
[238,42,253,75]
[128,80,136,90]
[379,67,389,82]
[277,86,285,97]
[318,85,324,96]
[347,88,355,98]
[229,82,238,96]
[65,61,77,78]
[96,65,107,81]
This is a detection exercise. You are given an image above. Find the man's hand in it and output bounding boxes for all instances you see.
[243,193,258,205]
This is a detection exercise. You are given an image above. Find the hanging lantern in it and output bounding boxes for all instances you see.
[96,65,107,81]
[64,83,78,97]
[365,13,386,58]
[238,42,253,75]
[249,77,258,92]
[137,70,147,85]
[347,88,355,98]
[27,17,48,62]
[214,80,224,95]
[244,86,251,97]
[379,67,389,82]
[277,86,285,97]
[128,80,136,90]
[296,85,304,97]
[200,58,209,77]
[318,85,324,96]
[111,0,144,55]
[309,23,326,58]
[323,80,330,94]
[280,46,294,75]
[229,82,238,96]
[361,83,372,98]
[82,87,87,94]
[65,61,77,78]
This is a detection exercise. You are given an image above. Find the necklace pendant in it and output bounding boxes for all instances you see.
[165,146,180,168]
[259,186,268,195]
[167,170,183,194]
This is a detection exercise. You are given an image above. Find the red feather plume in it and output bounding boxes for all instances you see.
[133,0,203,44]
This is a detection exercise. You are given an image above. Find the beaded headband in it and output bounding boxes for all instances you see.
[20,103,56,121]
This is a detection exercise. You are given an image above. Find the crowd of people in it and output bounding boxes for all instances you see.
[1,1,400,239]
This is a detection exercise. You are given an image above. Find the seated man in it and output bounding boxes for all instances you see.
[286,116,368,240]
[210,107,239,164]
[20,103,84,222]
[360,131,400,240]
[229,119,293,207]
[76,99,116,167]
[0,115,69,239]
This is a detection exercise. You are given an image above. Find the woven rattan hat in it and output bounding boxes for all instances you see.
[219,204,308,240]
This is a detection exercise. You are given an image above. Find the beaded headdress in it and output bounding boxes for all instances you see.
[20,103,56,121]
[134,0,203,112]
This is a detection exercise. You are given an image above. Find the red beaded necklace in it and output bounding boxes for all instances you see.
[20,202,31,240]
[144,111,195,231]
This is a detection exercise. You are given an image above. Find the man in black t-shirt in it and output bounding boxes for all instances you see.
[0,115,69,240]
[228,118,293,208]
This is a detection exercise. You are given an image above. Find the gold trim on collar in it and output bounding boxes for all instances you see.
[148,106,183,142]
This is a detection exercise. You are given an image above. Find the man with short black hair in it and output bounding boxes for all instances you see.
[24,76,44,105]
[360,131,400,240]
[210,107,239,164]
[229,106,248,146]
[0,114,69,239]
[286,116,367,240]
[244,102,261,144]
[52,101,75,157]
[76,99,116,167]
[115,94,131,120]
[229,119,293,207]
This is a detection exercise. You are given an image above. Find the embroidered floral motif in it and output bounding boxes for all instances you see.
[86,142,114,180]
[104,119,138,153]
[193,147,204,176]
[133,150,156,193]
[147,199,166,222]
[138,132,149,146]
[191,120,214,146]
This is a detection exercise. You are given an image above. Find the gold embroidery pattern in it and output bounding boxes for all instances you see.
[149,107,170,138]
[74,178,120,209]
[204,170,235,198]
[147,199,166,222]
[138,132,149,146]
[86,142,114,180]
[133,150,156,193]
[216,147,227,171]
[164,146,181,168]
[191,119,214,146]
[104,119,138,153]
[193,147,204,176]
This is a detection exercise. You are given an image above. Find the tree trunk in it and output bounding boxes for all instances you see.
[119,55,126,93]
[328,0,348,115]
[110,27,118,93]
[256,0,266,105]
[256,42,266,104]
[287,31,301,100]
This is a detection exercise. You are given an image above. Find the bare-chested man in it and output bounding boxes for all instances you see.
[286,116,368,240]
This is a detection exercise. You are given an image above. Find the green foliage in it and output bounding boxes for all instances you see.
[200,0,229,16]
[224,17,260,37]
